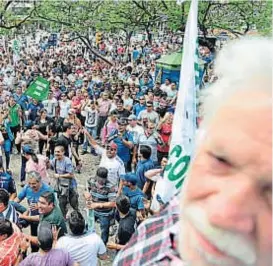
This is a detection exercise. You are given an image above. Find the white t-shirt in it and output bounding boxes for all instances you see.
[149,172,165,212]
[56,232,106,266]
[42,98,58,117]
[127,124,144,144]
[160,84,171,92]
[84,107,98,128]
[95,146,125,187]
[59,100,71,118]
[123,97,133,109]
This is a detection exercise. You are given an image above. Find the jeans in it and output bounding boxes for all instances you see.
[20,155,27,182]
[95,213,113,244]
[30,222,39,252]
[82,126,97,152]
[3,139,11,169]
[10,125,21,152]
[39,139,47,154]
[58,188,79,218]
[97,116,107,139]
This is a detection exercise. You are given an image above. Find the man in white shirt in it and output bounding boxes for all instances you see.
[160,78,171,92]
[83,129,125,190]
[58,93,71,119]
[3,70,14,89]
[126,114,144,144]
[56,210,107,266]
[144,157,168,213]
[42,91,58,118]
[81,100,98,155]
[127,73,140,86]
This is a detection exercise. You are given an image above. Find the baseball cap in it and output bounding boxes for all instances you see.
[22,145,34,155]
[128,114,137,121]
[120,173,137,186]
[117,119,127,126]
[24,120,34,129]
[96,167,108,179]
[106,141,118,150]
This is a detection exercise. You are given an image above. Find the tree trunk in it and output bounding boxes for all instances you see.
[146,28,152,44]
[79,36,113,66]
[126,31,133,48]
[125,31,133,59]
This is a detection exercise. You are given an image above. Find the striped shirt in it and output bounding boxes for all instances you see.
[0,204,19,225]
[87,178,117,217]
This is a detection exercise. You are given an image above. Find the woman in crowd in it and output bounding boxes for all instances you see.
[35,108,51,154]
[23,145,49,185]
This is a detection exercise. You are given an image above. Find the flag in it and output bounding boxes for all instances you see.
[24,77,50,101]
[161,0,199,203]
[12,39,20,64]
[156,67,162,84]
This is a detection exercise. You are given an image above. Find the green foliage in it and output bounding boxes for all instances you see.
[0,1,37,32]
[0,0,271,39]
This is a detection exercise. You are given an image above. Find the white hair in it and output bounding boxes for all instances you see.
[27,171,42,182]
[200,38,272,127]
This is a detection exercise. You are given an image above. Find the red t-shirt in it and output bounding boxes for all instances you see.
[157,123,172,153]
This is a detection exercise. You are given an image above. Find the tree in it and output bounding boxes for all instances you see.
[203,1,272,37]
[0,1,37,30]
[164,0,272,37]
[34,0,114,65]
[96,1,147,49]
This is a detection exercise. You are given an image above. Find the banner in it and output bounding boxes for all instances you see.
[12,39,20,63]
[25,77,50,101]
[161,0,199,202]
[156,67,162,84]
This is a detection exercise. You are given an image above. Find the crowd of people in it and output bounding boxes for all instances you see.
[0,28,271,266]
[0,31,215,266]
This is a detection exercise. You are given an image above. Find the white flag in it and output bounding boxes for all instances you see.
[161,0,199,203]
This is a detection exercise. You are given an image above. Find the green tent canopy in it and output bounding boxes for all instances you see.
[156,51,182,70]
[155,51,183,84]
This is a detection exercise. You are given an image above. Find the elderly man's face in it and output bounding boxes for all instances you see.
[180,89,272,266]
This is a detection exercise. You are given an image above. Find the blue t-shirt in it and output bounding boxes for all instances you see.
[13,93,29,110]
[139,79,154,90]
[18,182,53,215]
[122,186,144,210]
[136,159,155,190]
[110,130,133,164]
[0,173,16,194]
[132,50,139,61]
[133,103,146,117]
[50,157,77,188]
[28,102,44,121]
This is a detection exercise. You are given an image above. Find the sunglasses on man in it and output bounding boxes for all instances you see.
[106,146,116,151]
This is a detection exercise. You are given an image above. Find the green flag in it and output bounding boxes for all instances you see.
[12,39,20,55]
[25,77,50,101]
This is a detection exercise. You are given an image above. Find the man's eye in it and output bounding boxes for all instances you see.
[215,156,229,165]
[207,152,231,174]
